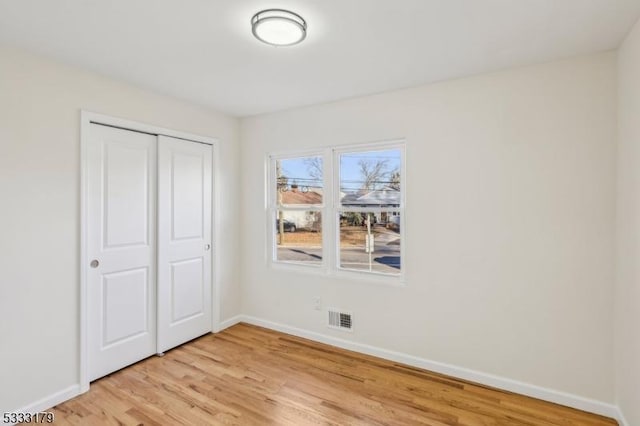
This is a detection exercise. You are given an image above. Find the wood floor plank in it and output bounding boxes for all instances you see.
[41,323,617,426]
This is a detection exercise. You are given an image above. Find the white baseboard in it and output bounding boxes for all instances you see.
[10,384,80,423]
[9,315,230,421]
[215,314,243,332]
[615,407,630,426]
[12,318,624,425]
[239,315,619,420]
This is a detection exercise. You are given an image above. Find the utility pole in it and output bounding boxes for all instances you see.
[366,213,373,272]
[277,161,285,245]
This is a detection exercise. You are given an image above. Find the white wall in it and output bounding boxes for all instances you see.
[0,44,241,412]
[616,16,640,426]
[0,41,623,416]
[240,53,617,404]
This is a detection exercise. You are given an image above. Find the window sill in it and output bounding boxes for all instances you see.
[268,260,406,286]
[333,268,406,287]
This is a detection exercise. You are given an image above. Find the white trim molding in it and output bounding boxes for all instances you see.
[13,385,80,420]
[14,317,623,423]
[238,315,619,420]
[214,315,243,333]
[12,313,240,419]
[615,408,630,426]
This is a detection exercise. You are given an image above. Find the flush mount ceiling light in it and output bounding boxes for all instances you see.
[251,9,307,46]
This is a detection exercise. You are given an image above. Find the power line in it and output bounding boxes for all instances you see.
[280,175,398,183]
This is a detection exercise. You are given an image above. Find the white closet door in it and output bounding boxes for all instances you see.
[87,124,157,381]
[157,135,212,353]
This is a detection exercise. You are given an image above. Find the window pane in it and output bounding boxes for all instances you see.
[275,210,322,265]
[276,156,323,205]
[340,148,401,207]
[339,211,400,274]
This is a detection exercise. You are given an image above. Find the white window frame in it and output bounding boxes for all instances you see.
[267,140,406,284]
[333,141,406,282]
[267,150,328,271]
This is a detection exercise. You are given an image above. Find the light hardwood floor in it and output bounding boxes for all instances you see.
[48,323,617,425]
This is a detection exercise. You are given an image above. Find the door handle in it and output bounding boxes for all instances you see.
[90,259,100,268]
[204,244,211,251]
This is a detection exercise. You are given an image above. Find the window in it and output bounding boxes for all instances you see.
[337,147,403,275]
[270,154,324,266]
[268,142,404,280]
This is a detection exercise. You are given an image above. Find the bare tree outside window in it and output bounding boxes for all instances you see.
[304,157,323,182]
[357,158,389,192]
[389,168,401,190]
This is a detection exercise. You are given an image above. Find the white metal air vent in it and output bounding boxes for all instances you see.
[328,308,353,331]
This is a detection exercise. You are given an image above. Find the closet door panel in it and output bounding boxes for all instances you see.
[157,135,212,353]
[172,152,204,240]
[171,258,204,322]
[87,124,157,381]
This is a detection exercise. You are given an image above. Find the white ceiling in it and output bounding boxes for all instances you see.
[1,0,639,117]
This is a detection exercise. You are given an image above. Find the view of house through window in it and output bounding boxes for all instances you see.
[338,148,402,275]
[274,156,323,265]
[270,144,403,278]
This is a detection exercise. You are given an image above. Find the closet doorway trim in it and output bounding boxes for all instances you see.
[79,110,221,393]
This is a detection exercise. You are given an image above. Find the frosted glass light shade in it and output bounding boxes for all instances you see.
[251,9,307,46]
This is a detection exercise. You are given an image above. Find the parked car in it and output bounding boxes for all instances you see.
[386,216,400,231]
[276,219,296,232]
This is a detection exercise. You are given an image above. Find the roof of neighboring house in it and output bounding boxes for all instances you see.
[280,188,400,206]
[343,187,400,206]
[341,193,361,204]
[281,189,322,205]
